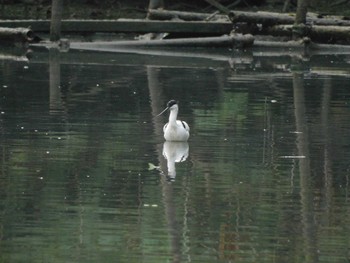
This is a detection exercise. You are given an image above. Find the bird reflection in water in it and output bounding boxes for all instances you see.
[162,141,189,181]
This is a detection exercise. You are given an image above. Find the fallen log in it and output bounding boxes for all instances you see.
[131,34,253,48]
[150,9,350,27]
[33,43,247,67]
[69,34,254,49]
[229,10,350,27]
[228,10,350,43]
[148,9,228,21]
[0,52,29,61]
[254,38,350,52]
[76,34,254,49]
[229,11,295,26]
[0,27,34,43]
[0,19,233,35]
[235,11,350,26]
[309,25,350,41]
[265,24,350,43]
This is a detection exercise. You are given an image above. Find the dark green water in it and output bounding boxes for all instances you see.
[0,47,349,262]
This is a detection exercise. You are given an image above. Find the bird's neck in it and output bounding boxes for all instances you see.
[169,109,178,125]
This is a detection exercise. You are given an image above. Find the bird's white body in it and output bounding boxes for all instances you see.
[162,103,190,142]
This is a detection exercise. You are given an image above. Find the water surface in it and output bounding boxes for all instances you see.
[0,47,349,262]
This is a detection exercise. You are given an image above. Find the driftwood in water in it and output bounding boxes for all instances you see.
[229,11,295,26]
[150,9,295,25]
[149,9,350,27]
[0,52,29,61]
[129,34,253,48]
[0,27,34,43]
[148,9,302,24]
[148,9,228,21]
[229,10,350,27]
[263,24,350,42]
[71,34,254,49]
[148,9,350,44]
[227,10,350,44]
[0,19,232,35]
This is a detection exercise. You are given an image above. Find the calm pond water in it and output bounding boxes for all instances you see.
[0,45,350,263]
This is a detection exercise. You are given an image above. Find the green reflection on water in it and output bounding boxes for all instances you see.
[0,48,349,262]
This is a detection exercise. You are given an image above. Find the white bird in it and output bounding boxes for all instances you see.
[157,100,190,141]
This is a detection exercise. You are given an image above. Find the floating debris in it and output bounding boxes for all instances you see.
[148,163,160,171]
[279,155,306,159]
[143,204,158,208]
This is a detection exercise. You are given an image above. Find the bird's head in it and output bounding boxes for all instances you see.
[156,99,179,117]
[167,100,178,111]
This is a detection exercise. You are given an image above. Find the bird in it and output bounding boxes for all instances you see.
[156,100,190,142]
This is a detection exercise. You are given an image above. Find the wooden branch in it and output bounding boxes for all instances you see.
[70,34,254,49]
[59,39,350,64]
[0,27,34,43]
[0,19,233,34]
[309,25,350,40]
[229,10,350,26]
[148,9,228,21]
[150,9,350,27]
[254,39,307,48]
[229,11,295,25]
[0,52,29,61]
[265,24,350,42]
[311,16,350,26]
[263,24,295,37]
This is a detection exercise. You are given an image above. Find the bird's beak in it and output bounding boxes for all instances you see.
[156,107,168,117]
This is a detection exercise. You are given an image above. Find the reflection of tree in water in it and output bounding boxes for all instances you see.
[293,72,318,263]
[148,66,182,262]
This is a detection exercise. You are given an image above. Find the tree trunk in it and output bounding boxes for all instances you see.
[204,0,231,14]
[148,0,164,10]
[282,0,291,12]
[50,0,63,41]
[295,0,309,25]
